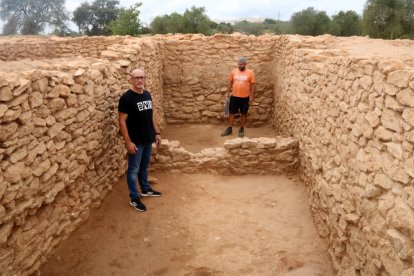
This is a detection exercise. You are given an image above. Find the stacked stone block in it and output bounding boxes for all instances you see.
[154,34,277,126]
[274,35,414,275]
[0,38,164,275]
[151,137,299,175]
[0,34,413,275]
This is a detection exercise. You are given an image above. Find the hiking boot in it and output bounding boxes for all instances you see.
[221,127,232,136]
[238,127,245,137]
[141,189,162,197]
[130,198,147,212]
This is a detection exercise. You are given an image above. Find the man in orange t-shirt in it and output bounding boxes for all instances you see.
[221,57,256,137]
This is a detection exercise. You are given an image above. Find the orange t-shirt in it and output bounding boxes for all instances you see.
[229,68,255,98]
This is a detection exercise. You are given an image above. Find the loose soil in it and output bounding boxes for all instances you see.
[40,124,334,276]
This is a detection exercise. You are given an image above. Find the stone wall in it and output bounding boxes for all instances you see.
[154,34,277,126]
[273,35,414,275]
[151,136,299,175]
[0,37,164,275]
[1,34,414,276]
[0,36,126,61]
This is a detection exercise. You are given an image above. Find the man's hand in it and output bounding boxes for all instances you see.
[249,95,254,103]
[155,134,161,148]
[126,141,137,154]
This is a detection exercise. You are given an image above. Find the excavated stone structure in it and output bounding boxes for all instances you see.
[0,34,413,275]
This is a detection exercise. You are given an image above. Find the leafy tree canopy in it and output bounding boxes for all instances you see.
[109,2,142,35]
[182,6,213,35]
[291,7,331,36]
[233,20,265,35]
[332,10,362,36]
[363,0,414,39]
[0,0,69,35]
[73,0,120,35]
[150,6,212,35]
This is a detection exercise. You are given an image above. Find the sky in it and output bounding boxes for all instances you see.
[66,0,366,25]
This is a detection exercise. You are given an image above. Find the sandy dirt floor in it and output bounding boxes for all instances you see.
[40,124,334,276]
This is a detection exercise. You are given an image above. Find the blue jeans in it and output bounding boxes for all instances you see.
[127,144,152,199]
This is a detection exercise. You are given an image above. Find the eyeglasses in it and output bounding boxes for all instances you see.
[131,76,145,80]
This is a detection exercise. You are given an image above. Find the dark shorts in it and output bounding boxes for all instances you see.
[229,96,249,115]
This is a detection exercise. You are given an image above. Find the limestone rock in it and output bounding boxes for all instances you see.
[4,162,25,183]
[45,182,65,204]
[32,78,49,92]
[54,108,77,121]
[33,159,51,177]
[0,222,14,244]
[378,60,405,74]
[397,88,414,107]
[385,142,403,160]
[101,50,121,59]
[73,68,85,77]
[0,122,18,141]
[0,86,13,102]
[29,91,43,108]
[402,187,414,209]
[402,108,414,126]
[41,163,59,181]
[0,204,5,223]
[365,111,380,128]
[0,104,7,117]
[386,228,414,260]
[223,138,243,149]
[386,198,414,235]
[50,84,71,98]
[116,60,131,67]
[387,70,411,88]
[365,184,383,199]
[373,174,394,190]
[385,95,405,112]
[10,148,27,164]
[404,157,414,178]
[381,109,402,133]
[13,78,31,96]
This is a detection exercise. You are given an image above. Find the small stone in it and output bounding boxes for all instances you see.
[0,86,13,101]
[73,68,86,77]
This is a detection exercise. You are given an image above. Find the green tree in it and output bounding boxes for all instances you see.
[109,3,142,35]
[362,0,413,39]
[233,21,265,35]
[73,0,120,35]
[150,13,185,34]
[262,18,292,34]
[182,6,213,35]
[216,22,234,34]
[401,0,414,35]
[150,6,213,35]
[332,10,362,36]
[291,7,331,36]
[72,2,93,35]
[0,0,69,35]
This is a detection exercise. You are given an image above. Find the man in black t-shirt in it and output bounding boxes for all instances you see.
[118,68,162,212]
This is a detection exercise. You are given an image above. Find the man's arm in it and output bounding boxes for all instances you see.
[118,112,137,154]
[226,80,233,98]
[153,111,161,148]
[249,83,256,103]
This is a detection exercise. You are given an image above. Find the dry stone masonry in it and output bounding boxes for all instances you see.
[0,34,413,275]
[274,35,414,275]
[151,137,299,175]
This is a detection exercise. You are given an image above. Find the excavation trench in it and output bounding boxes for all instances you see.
[40,124,334,275]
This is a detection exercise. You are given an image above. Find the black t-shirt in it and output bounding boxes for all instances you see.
[118,89,156,145]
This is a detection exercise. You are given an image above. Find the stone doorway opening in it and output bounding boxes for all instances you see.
[40,124,334,275]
